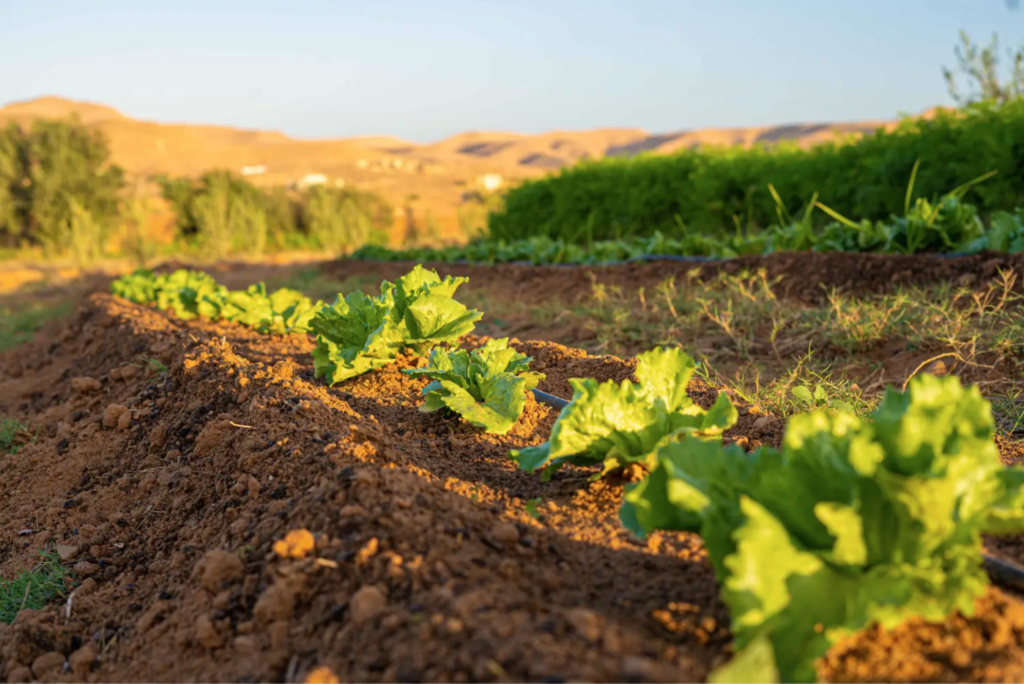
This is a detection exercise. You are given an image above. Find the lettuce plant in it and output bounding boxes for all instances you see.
[402,338,544,434]
[219,283,323,335]
[110,268,160,304]
[310,264,483,385]
[621,373,1024,683]
[510,347,737,480]
[110,268,227,320]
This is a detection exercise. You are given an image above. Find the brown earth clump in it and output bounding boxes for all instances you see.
[2,294,1024,681]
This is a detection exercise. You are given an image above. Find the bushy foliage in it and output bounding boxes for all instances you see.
[0,116,125,260]
[157,172,392,257]
[487,101,1024,244]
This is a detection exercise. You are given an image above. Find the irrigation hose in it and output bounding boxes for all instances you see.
[531,388,569,411]
[529,388,1024,593]
[396,251,979,269]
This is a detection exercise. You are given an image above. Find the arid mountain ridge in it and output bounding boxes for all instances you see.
[0,96,940,233]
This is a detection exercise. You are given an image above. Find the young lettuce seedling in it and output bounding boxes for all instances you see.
[110,268,227,320]
[218,283,323,335]
[403,338,545,434]
[310,264,483,385]
[621,373,1024,683]
[510,346,737,481]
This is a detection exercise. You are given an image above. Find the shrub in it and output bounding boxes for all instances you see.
[489,101,1024,244]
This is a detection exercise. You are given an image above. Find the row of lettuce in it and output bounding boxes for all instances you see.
[110,264,1024,683]
[353,171,1024,264]
[486,100,1024,245]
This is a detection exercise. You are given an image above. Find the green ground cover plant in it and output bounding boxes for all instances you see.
[0,548,73,624]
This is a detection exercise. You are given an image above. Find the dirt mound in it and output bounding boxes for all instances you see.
[2,295,1024,682]
[322,251,1024,307]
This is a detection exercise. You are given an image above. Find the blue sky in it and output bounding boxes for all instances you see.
[1,0,1022,142]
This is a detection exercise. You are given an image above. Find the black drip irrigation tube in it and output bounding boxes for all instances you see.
[531,388,569,411]
[367,251,979,269]
[530,386,1024,592]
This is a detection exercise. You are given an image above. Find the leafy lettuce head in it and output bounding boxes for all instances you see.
[403,337,544,434]
[622,373,1024,683]
[310,264,482,386]
[510,346,737,480]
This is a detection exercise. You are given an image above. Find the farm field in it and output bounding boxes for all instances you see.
[5,254,1024,681]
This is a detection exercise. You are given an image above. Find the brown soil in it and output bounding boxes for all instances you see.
[2,295,1024,682]
[322,251,1024,307]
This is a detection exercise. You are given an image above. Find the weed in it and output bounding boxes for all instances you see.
[0,417,34,454]
[141,358,168,374]
[0,548,73,624]
[0,301,73,352]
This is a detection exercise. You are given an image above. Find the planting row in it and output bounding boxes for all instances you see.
[110,265,1024,683]
[355,167,1024,265]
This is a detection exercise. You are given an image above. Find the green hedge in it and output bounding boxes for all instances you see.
[488,100,1024,242]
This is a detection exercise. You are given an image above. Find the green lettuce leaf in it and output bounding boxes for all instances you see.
[110,268,228,320]
[510,346,737,480]
[219,283,323,334]
[402,338,544,434]
[110,268,159,304]
[622,373,1024,683]
[310,265,483,385]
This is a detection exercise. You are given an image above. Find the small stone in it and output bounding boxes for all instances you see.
[194,614,224,649]
[119,364,140,380]
[273,529,316,560]
[253,578,303,624]
[268,620,289,650]
[233,635,256,654]
[56,544,79,561]
[566,607,602,643]
[923,359,951,377]
[69,643,98,677]
[109,367,123,380]
[102,404,128,428]
[349,585,387,625]
[490,522,520,545]
[31,651,66,678]
[73,560,98,577]
[6,665,32,683]
[621,656,658,681]
[752,415,776,431]
[71,377,102,394]
[76,577,98,596]
[117,410,132,431]
[199,549,244,592]
[304,667,341,684]
[355,537,379,564]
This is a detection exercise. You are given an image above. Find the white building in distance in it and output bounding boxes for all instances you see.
[476,173,503,192]
[240,165,267,176]
[296,173,328,188]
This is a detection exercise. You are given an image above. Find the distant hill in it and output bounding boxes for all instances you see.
[0,95,940,234]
